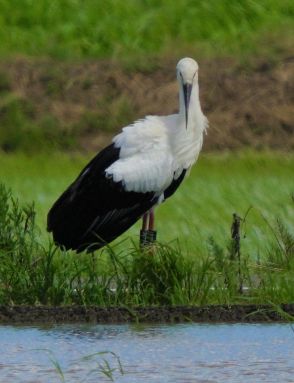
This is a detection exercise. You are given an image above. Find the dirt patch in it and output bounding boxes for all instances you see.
[0,56,293,151]
[0,304,293,324]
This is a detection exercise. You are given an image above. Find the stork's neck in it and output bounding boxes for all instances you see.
[169,81,205,170]
[178,82,202,135]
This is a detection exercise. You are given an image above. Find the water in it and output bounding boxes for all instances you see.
[0,323,293,382]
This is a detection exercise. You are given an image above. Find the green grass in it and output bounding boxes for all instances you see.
[0,169,293,306]
[1,151,294,306]
[0,0,293,62]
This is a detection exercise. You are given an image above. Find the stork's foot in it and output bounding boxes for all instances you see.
[140,229,157,248]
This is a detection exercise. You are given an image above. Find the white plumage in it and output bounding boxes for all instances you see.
[47,57,208,252]
[106,116,174,193]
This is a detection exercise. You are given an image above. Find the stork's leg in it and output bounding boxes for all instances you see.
[140,209,157,247]
[146,208,157,244]
[140,212,149,247]
[142,212,149,231]
[148,208,155,230]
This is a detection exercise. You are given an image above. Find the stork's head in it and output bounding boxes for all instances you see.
[176,58,199,129]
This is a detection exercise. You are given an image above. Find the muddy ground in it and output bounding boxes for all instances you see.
[0,55,293,151]
[0,304,293,324]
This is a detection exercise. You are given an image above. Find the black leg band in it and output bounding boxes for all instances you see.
[146,229,157,243]
[140,229,157,247]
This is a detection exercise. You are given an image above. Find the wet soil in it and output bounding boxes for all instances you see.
[0,55,293,151]
[0,304,293,324]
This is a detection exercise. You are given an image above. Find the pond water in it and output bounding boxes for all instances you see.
[0,323,293,382]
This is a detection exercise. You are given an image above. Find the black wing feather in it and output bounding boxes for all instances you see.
[47,144,157,252]
[164,169,187,200]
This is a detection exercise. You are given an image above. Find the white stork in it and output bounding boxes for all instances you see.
[47,57,208,252]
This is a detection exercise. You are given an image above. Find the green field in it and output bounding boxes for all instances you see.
[1,151,293,256]
[0,0,293,62]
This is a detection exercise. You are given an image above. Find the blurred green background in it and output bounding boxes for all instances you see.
[0,0,293,59]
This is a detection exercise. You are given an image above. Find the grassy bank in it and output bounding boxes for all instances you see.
[0,1,292,154]
[0,151,293,306]
[0,0,293,62]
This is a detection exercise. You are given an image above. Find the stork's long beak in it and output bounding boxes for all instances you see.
[183,83,192,129]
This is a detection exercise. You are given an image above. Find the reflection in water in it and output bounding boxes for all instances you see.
[0,323,293,382]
